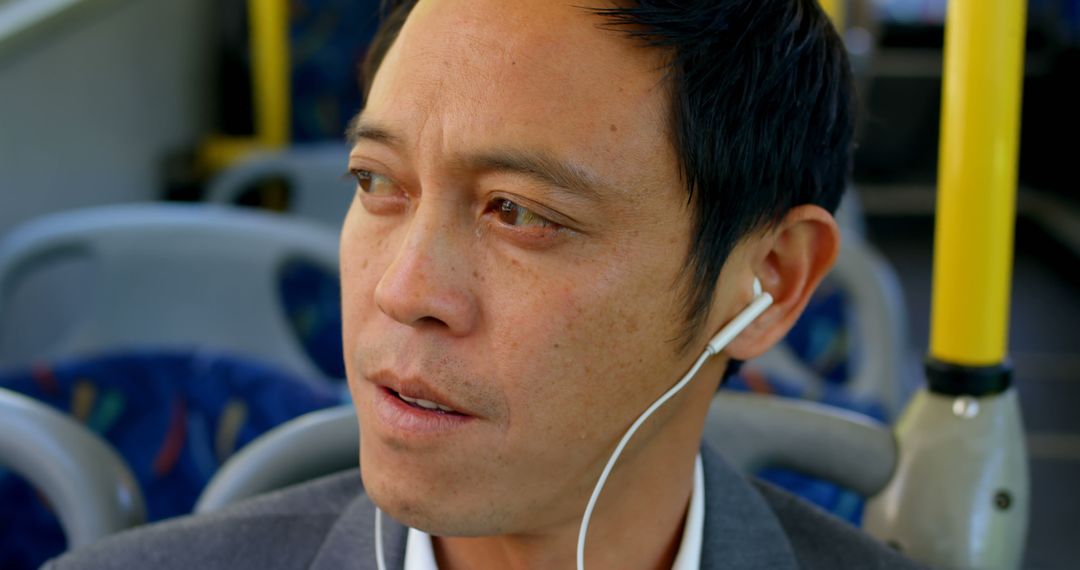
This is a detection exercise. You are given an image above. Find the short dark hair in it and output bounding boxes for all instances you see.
[359,0,855,348]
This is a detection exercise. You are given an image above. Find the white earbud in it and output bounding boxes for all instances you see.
[375,279,774,570]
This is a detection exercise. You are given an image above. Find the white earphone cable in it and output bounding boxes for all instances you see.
[575,280,772,570]
[376,506,388,570]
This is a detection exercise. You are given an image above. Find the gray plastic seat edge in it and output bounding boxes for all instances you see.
[0,387,145,547]
[194,405,359,513]
[705,391,897,497]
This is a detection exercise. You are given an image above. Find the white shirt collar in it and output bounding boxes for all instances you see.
[404,453,705,570]
[403,523,439,569]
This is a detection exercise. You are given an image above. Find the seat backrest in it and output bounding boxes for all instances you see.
[0,387,144,548]
[205,143,355,228]
[195,392,896,513]
[829,232,910,414]
[195,405,358,513]
[704,391,896,497]
[0,203,341,381]
[835,187,868,238]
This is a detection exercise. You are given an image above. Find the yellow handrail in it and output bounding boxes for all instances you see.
[929,0,1027,366]
[199,0,290,173]
[248,0,290,147]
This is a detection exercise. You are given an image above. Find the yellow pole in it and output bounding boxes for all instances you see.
[197,0,290,172]
[930,0,1026,366]
[862,6,1030,564]
[247,0,290,148]
[818,0,846,31]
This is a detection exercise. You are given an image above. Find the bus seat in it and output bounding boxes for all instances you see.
[705,391,895,497]
[0,350,342,569]
[836,186,868,238]
[0,203,343,382]
[195,405,357,513]
[0,387,144,567]
[205,143,354,228]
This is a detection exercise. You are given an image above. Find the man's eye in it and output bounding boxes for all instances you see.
[491,198,554,228]
[351,169,397,196]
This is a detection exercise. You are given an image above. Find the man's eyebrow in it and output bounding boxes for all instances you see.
[347,116,612,200]
[346,116,403,148]
[459,149,611,201]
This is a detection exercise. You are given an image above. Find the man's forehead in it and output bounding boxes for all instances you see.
[376,0,668,110]
[402,0,613,59]
[360,0,676,193]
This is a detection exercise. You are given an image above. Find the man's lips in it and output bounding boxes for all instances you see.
[385,387,464,415]
[369,383,476,438]
[366,371,474,418]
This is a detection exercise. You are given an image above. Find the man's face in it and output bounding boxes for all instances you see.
[343,0,732,536]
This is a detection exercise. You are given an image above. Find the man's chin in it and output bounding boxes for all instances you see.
[361,462,463,534]
[366,486,500,538]
[358,438,522,536]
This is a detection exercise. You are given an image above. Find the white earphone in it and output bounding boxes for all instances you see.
[376,278,774,570]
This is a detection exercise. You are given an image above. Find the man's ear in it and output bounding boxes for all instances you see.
[724,204,840,361]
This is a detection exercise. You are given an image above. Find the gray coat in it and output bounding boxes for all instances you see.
[44,446,926,569]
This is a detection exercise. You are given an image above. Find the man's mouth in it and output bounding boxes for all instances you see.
[368,377,476,437]
[388,388,464,416]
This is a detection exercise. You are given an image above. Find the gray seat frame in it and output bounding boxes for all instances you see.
[0,387,145,547]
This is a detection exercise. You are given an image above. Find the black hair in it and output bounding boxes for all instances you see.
[360,0,855,350]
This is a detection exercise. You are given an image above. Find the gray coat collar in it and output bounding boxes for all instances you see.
[311,445,798,569]
[309,489,407,570]
[698,446,799,569]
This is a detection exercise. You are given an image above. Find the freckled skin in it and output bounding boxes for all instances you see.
[337,1,829,569]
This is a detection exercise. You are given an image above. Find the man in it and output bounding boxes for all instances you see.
[48,0,924,568]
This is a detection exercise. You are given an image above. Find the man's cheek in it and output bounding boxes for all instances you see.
[338,270,369,340]
[509,293,622,406]
[339,258,393,380]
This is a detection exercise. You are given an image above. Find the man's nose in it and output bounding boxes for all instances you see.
[373,209,478,336]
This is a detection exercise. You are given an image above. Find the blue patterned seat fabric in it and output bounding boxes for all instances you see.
[0,350,342,570]
[278,257,345,379]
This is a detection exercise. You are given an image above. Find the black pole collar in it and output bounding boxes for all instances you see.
[925,357,1012,397]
